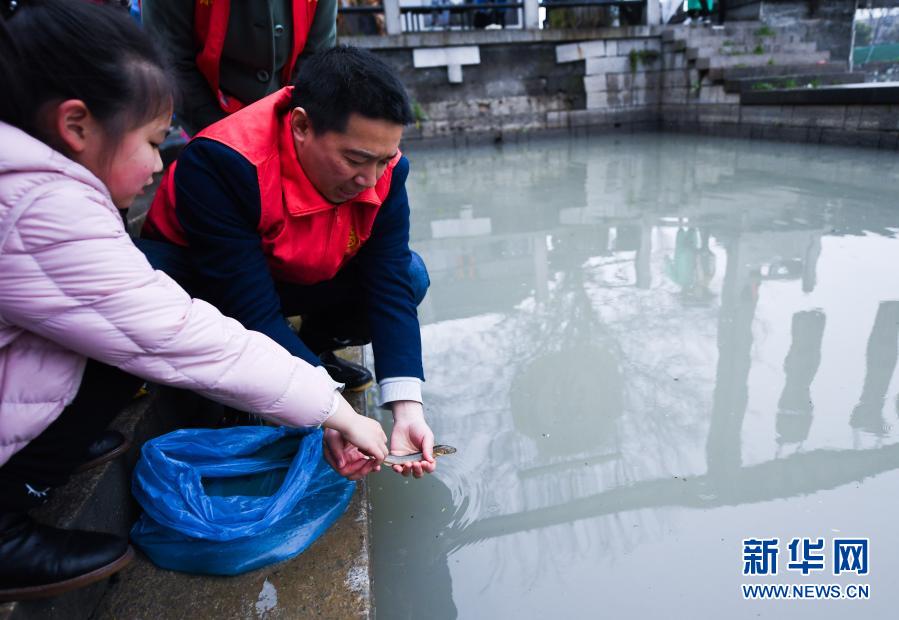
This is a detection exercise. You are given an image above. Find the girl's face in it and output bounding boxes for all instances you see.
[63,107,171,210]
[99,114,171,209]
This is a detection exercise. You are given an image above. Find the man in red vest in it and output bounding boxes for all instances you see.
[142,47,436,479]
[143,0,337,133]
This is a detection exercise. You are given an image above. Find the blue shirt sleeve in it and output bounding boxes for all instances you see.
[172,138,321,367]
[356,156,425,382]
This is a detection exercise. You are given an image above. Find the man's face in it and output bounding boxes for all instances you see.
[291,109,403,204]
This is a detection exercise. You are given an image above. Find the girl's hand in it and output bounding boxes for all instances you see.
[322,428,382,480]
[322,394,388,463]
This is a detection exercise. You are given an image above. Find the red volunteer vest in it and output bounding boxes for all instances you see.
[194,0,317,114]
[144,88,400,285]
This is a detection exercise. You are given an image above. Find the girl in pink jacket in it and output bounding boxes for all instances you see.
[0,0,387,601]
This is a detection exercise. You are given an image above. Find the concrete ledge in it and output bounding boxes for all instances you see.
[662,106,899,150]
[91,487,370,620]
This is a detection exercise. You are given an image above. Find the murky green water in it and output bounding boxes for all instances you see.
[369,133,899,620]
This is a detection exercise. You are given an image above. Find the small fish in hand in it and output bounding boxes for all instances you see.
[381,444,457,466]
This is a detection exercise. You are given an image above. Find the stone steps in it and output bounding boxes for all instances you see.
[724,72,865,94]
[711,61,849,81]
[663,24,810,46]
[671,32,808,47]
[686,41,818,60]
[663,20,840,99]
[660,20,850,112]
[661,22,798,42]
[696,50,830,71]
[676,33,808,48]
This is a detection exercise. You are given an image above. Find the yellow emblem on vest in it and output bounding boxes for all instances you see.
[199,0,212,6]
[346,228,359,254]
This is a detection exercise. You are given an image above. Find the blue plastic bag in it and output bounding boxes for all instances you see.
[130,425,354,575]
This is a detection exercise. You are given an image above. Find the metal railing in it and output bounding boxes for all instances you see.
[337,0,647,34]
[540,0,643,7]
[401,3,524,32]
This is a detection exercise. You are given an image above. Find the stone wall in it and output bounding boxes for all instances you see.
[344,28,665,145]
[371,42,584,142]
[348,26,897,150]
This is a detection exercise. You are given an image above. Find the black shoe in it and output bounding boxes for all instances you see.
[0,513,133,602]
[74,431,131,474]
[326,335,368,349]
[320,351,373,392]
[299,327,369,353]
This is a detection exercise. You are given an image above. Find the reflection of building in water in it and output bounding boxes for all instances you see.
[386,137,899,605]
[776,310,826,447]
[851,301,899,437]
[429,204,491,239]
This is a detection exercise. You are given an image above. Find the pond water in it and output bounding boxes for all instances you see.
[368,133,899,620]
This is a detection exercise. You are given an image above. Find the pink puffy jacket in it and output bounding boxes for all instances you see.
[0,122,341,466]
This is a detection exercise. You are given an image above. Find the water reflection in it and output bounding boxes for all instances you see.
[851,301,899,437]
[371,134,899,620]
[776,310,826,448]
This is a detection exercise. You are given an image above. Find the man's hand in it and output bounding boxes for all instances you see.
[389,400,436,478]
[322,428,381,480]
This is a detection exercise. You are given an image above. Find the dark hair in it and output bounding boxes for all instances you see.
[0,0,174,149]
[290,46,413,135]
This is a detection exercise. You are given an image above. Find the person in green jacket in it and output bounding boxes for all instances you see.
[143,0,337,134]
[687,0,715,23]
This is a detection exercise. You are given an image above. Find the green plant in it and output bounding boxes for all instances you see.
[411,100,428,128]
[751,81,775,91]
[767,58,776,66]
[754,25,775,37]
[809,78,821,88]
[629,48,661,72]
[753,43,764,55]
[783,77,798,89]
